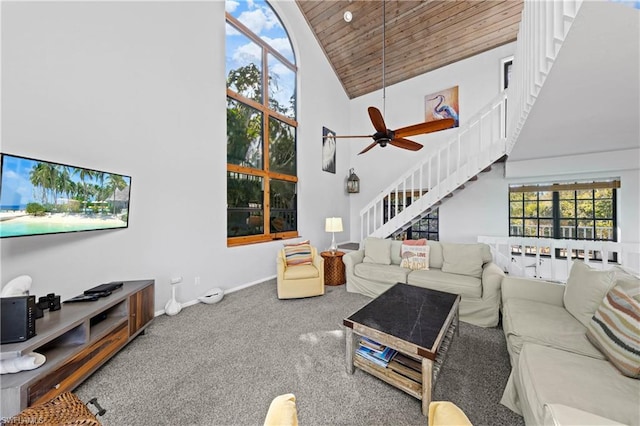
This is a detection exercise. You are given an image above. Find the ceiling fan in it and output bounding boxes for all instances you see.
[325,1,455,155]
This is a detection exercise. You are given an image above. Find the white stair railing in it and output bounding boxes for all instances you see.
[478,236,640,283]
[358,0,585,241]
[506,0,583,154]
[360,92,507,240]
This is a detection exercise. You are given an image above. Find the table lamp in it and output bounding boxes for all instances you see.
[325,217,343,254]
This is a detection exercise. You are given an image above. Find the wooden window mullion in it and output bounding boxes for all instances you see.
[227,89,297,129]
[226,13,296,74]
[226,2,297,247]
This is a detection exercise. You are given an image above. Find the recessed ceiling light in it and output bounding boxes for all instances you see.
[344,11,353,23]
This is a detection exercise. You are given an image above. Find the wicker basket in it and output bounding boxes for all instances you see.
[4,392,101,425]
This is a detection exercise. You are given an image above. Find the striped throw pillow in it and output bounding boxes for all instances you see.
[586,284,640,378]
[283,240,312,266]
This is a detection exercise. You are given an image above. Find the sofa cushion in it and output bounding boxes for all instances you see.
[543,404,626,426]
[441,243,489,278]
[400,240,430,271]
[502,298,604,360]
[586,284,640,378]
[363,237,391,265]
[390,240,404,265]
[517,343,640,426]
[614,268,640,291]
[283,264,319,280]
[407,269,482,298]
[354,263,410,285]
[427,241,444,269]
[564,261,616,328]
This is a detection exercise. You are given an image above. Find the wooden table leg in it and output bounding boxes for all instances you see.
[345,328,356,374]
[421,357,433,416]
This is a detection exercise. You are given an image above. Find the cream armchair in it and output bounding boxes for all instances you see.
[276,245,325,299]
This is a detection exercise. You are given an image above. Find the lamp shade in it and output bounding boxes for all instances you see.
[325,217,343,233]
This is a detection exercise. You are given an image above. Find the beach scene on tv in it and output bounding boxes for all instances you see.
[0,154,131,238]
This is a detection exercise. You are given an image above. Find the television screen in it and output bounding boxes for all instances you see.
[0,153,131,238]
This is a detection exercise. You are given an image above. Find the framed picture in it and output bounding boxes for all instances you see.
[322,127,336,174]
[425,86,459,128]
[501,56,514,91]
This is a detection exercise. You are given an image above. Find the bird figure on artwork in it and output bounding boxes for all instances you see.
[429,95,459,127]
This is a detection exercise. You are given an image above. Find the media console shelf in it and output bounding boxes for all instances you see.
[0,280,154,418]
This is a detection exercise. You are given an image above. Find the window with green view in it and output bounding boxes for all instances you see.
[509,181,618,241]
[226,0,297,246]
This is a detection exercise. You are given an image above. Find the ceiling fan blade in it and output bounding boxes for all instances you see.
[323,135,372,139]
[394,118,455,138]
[390,138,423,151]
[368,107,387,133]
[358,141,379,155]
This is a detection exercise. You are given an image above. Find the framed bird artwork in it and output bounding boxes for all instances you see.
[425,86,459,128]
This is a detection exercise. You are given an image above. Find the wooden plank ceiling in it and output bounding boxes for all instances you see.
[295,0,523,99]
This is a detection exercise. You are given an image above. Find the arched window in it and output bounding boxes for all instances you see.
[225,0,297,246]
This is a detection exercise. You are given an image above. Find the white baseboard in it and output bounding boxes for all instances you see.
[154,275,277,317]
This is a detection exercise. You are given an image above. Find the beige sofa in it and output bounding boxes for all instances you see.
[500,262,640,425]
[343,238,504,327]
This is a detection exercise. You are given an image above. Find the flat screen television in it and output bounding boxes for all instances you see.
[0,153,131,238]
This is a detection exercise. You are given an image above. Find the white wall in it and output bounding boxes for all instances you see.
[346,42,516,242]
[439,164,508,243]
[0,1,351,309]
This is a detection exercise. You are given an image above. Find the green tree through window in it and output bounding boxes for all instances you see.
[226,0,297,246]
[509,182,618,241]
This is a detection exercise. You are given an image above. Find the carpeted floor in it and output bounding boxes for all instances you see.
[75,280,524,425]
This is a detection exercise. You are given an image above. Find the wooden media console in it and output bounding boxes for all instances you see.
[0,280,154,418]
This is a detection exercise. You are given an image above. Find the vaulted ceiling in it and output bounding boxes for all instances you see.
[295,0,524,99]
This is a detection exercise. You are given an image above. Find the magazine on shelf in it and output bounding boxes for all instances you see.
[359,337,385,352]
[356,345,397,367]
[355,349,389,368]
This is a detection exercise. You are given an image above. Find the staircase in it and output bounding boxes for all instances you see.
[358,0,584,241]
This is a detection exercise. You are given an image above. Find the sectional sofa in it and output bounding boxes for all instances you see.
[500,262,640,425]
[343,237,504,327]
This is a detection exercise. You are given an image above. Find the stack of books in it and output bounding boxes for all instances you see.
[355,337,397,367]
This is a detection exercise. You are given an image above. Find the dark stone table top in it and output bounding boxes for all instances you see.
[344,283,459,353]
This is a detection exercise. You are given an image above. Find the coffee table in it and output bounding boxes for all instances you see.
[343,283,460,416]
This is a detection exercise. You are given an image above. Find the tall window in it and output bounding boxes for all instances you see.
[226,0,297,246]
[509,181,618,241]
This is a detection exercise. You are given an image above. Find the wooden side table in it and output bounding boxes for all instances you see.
[320,251,346,286]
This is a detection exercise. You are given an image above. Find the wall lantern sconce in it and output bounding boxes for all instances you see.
[347,168,360,194]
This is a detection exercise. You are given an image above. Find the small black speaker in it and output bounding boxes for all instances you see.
[1,295,37,344]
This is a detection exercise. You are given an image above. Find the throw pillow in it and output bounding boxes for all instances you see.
[441,243,485,278]
[428,401,472,426]
[586,284,640,378]
[264,393,298,426]
[363,237,392,265]
[400,240,430,270]
[563,261,616,327]
[283,240,312,266]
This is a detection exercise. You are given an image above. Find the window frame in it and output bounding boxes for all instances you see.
[508,180,619,261]
[406,209,439,241]
[225,7,298,247]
